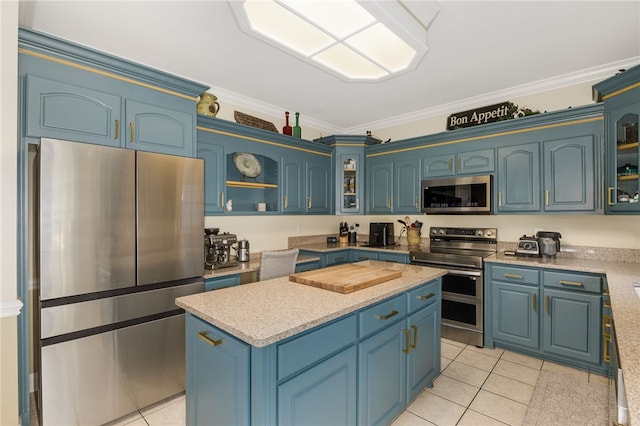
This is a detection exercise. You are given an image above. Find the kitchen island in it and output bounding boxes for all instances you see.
[176,261,446,426]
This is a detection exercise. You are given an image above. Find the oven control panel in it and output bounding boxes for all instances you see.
[429,227,497,240]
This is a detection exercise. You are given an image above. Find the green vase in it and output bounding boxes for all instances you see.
[293,112,301,138]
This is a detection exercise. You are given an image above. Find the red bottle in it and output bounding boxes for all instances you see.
[283,111,292,136]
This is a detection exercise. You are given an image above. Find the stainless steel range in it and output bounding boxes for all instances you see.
[409,227,497,346]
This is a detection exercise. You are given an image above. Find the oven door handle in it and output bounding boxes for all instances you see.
[447,269,482,277]
[411,258,480,270]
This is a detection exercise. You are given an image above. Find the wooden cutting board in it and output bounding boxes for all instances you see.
[289,264,402,294]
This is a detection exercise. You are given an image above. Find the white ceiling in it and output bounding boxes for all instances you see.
[18,1,640,134]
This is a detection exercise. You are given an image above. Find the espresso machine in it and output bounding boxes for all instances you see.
[204,228,238,269]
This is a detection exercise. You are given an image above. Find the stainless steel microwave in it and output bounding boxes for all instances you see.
[421,175,493,214]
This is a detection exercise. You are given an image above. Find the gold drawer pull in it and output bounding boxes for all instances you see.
[448,157,453,171]
[545,295,550,314]
[607,187,614,206]
[603,333,611,363]
[532,293,537,310]
[198,331,223,347]
[498,192,502,207]
[504,273,524,279]
[129,122,134,143]
[559,280,584,287]
[545,190,549,206]
[410,325,418,349]
[604,300,612,309]
[376,310,399,321]
[114,119,119,140]
[416,292,435,300]
[403,329,411,354]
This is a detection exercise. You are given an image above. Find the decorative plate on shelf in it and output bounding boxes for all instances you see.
[233,152,262,178]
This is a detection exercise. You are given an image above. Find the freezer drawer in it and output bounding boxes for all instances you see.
[41,314,186,426]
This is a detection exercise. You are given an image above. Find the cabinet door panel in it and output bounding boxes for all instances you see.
[282,157,305,213]
[367,162,393,213]
[457,149,495,174]
[407,302,439,402]
[544,136,595,211]
[126,99,193,156]
[197,143,225,214]
[307,158,331,213]
[491,282,539,348]
[542,289,601,365]
[395,159,420,213]
[278,346,357,426]
[25,74,121,146]
[358,322,406,426]
[422,154,454,178]
[497,143,541,212]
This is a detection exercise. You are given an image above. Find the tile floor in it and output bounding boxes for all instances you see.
[103,338,609,426]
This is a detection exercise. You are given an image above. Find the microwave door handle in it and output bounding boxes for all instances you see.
[411,258,480,270]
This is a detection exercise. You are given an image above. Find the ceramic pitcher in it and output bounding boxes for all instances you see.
[197,93,220,117]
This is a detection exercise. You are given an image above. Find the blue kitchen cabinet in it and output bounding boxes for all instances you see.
[197,141,225,214]
[294,260,321,272]
[204,274,241,291]
[497,142,541,212]
[226,152,279,214]
[367,159,393,214]
[324,250,352,266]
[593,64,640,214]
[421,149,494,178]
[278,346,357,426]
[186,314,250,426]
[395,158,421,213]
[19,28,206,157]
[24,74,122,147]
[422,153,455,178]
[281,156,305,213]
[306,156,332,214]
[378,252,410,264]
[351,250,379,262]
[543,135,596,212]
[486,263,607,373]
[406,300,439,401]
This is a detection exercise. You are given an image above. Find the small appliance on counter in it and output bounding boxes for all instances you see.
[204,229,239,269]
[236,239,250,262]
[516,235,540,256]
[368,222,395,247]
[536,231,562,257]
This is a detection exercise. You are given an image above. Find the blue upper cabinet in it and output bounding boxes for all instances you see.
[422,148,494,178]
[422,153,455,178]
[367,158,394,214]
[281,156,305,213]
[196,139,225,214]
[497,142,541,212]
[306,156,332,214]
[19,27,207,157]
[395,158,421,213]
[593,65,640,214]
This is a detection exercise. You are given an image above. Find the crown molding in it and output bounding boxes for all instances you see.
[0,299,23,319]
[210,57,640,135]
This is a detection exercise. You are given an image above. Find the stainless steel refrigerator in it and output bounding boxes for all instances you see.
[35,138,204,425]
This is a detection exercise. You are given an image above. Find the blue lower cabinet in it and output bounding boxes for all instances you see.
[324,250,351,266]
[378,252,409,264]
[491,281,540,349]
[295,260,320,272]
[358,321,407,426]
[351,250,378,262]
[406,302,440,401]
[278,345,357,426]
[204,274,241,291]
[186,314,250,426]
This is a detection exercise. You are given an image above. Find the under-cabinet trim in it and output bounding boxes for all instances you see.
[197,126,333,157]
[366,116,603,157]
[18,48,198,102]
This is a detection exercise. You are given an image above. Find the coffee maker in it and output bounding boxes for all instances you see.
[536,231,562,257]
[204,229,238,269]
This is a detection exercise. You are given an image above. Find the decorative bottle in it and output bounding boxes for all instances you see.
[293,112,302,138]
[283,111,292,136]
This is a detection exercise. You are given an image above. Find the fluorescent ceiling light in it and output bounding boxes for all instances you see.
[231,0,439,81]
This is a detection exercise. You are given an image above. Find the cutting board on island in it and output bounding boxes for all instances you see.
[289,264,402,294]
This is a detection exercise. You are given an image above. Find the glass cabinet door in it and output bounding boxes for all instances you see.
[342,156,359,211]
[609,110,639,209]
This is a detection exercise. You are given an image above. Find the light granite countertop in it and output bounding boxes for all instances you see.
[486,253,640,426]
[177,261,446,348]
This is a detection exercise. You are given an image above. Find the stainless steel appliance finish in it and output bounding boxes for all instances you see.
[237,239,250,262]
[204,233,239,269]
[410,227,497,346]
[536,231,562,257]
[36,138,205,426]
[368,222,395,247]
[421,175,493,215]
[516,235,540,256]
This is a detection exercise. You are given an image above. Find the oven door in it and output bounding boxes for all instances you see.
[441,269,483,333]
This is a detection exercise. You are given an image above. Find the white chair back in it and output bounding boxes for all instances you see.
[259,248,299,281]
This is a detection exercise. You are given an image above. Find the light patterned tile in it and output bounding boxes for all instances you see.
[143,397,185,426]
[140,393,185,416]
[470,390,528,425]
[455,348,500,372]
[441,341,465,359]
[390,410,436,426]
[457,409,509,426]
[541,361,589,382]
[441,337,466,348]
[493,359,540,385]
[407,391,466,426]
[465,345,504,358]
[429,375,480,407]
[103,411,144,426]
[500,350,543,369]
[442,360,491,388]
[482,373,535,404]
[441,356,453,370]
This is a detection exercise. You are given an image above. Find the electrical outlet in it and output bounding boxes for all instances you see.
[296,224,301,233]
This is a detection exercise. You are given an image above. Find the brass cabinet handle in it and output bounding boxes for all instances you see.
[532,293,537,311]
[603,333,611,363]
[410,325,418,349]
[356,198,360,210]
[545,295,550,314]
[448,157,453,171]
[403,329,411,354]
[603,290,610,296]
[114,119,119,140]
[607,187,614,205]
[604,300,612,309]
[283,195,288,209]
[198,331,223,347]
[498,192,503,207]
[416,292,435,300]
[307,197,312,209]
[457,156,461,171]
[415,196,419,208]
[545,190,549,206]
[559,280,584,287]
[220,192,225,206]
[129,122,134,143]
[376,310,399,321]
[602,314,612,335]
[387,197,391,209]
[504,273,524,279]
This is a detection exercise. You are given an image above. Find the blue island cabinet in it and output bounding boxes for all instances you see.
[185,278,441,425]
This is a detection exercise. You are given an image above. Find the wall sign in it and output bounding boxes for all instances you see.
[446,102,511,130]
